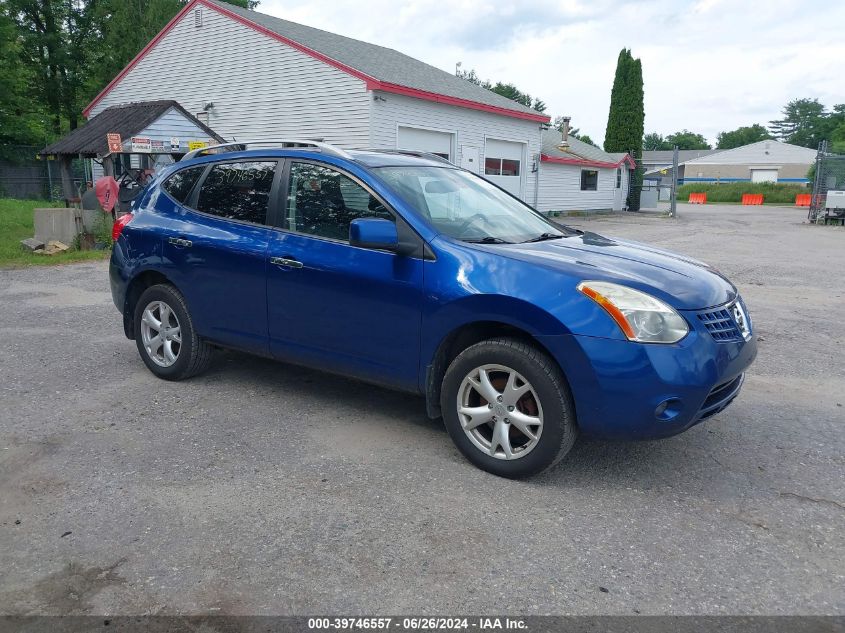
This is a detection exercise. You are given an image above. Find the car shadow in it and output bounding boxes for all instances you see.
[201,349,755,494]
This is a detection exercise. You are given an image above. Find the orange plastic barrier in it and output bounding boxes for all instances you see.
[795,194,811,207]
[741,193,763,205]
[688,192,707,204]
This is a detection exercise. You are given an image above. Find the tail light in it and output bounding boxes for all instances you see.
[112,213,133,241]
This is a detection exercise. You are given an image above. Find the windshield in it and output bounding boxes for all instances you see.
[373,166,568,244]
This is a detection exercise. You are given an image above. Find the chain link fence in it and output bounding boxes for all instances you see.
[0,145,88,201]
[809,141,845,223]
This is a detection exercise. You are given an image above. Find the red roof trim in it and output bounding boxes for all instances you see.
[199,0,378,85]
[541,153,635,169]
[83,0,200,118]
[370,82,550,123]
[83,0,550,124]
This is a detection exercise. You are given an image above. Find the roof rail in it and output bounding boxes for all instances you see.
[181,139,353,162]
[359,149,455,166]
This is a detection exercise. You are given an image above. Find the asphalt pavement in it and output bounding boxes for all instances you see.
[0,204,842,615]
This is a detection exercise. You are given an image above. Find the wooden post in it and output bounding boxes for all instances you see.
[59,156,75,203]
[102,155,115,177]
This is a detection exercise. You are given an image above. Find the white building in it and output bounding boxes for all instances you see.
[85,0,547,200]
[645,140,817,185]
[537,131,634,213]
[84,0,631,212]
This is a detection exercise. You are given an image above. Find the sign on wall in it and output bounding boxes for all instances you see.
[130,137,151,152]
[106,133,122,154]
[170,137,181,151]
[188,141,208,151]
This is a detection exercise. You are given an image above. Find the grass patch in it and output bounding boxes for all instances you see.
[0,198,110,268]
[677,182,807,204]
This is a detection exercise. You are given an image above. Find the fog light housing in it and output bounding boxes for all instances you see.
[655,398,682,421]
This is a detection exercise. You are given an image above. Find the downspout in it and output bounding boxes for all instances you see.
[534,152,541,209]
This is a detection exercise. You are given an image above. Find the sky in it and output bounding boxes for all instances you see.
[257,0,845,147]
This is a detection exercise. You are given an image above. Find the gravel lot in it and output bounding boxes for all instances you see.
[1,204,843,616]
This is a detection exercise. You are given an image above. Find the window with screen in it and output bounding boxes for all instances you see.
[484,157,520,176]
[581,170,598,191]
[285,162,393,241]
[162,166,205,204]
[195,161,275,224]
[616,168,622,189]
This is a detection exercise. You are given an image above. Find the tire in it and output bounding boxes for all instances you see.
[440,337,577,478]
[133,283,212,380]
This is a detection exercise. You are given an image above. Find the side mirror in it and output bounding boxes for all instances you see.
[349,218,398,251]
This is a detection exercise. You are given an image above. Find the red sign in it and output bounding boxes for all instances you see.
[107,133,122,154]
[95,177,119,212]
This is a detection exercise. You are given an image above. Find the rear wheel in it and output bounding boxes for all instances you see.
[133,284,212,380]
[441,337,576,478]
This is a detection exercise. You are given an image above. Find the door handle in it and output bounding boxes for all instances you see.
[168,237,192,247]
[270,256,303,269]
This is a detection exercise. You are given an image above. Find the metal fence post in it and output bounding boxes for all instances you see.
[669,146,679,218]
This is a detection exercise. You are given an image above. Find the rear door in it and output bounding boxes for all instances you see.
[266,160,425,390]
[162,159,281,354]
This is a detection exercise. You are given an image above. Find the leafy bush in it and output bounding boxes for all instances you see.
[676,182,808,204]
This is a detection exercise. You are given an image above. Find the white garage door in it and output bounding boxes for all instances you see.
[397,127,453,161]
[484,139,524,197]
[751,169,778,183]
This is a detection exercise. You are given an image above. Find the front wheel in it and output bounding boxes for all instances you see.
[133,284,212,380]
[440,338,577,478]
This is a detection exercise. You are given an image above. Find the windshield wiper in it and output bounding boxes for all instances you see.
[461,236,514,244]
[522,232,566,243]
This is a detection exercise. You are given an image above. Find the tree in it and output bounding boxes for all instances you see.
[604,48,644,209]
[665,129,711,150]
[458,68,546,113]
[0,9,47,147]
[643,132,671,151]
[769,98,827,148]
[716,124,772,149]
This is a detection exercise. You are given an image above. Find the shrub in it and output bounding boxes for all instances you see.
[676,182,808,204]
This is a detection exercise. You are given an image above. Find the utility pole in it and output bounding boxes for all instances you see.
[669,145,679,218]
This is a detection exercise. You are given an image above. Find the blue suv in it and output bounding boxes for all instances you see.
[110,141,757,478]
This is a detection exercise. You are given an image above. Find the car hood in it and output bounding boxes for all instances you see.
[499,231,737,310]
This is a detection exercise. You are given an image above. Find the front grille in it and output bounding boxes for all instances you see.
[697,307,742,342]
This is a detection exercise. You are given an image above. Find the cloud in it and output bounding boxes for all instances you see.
[259,0,845,146]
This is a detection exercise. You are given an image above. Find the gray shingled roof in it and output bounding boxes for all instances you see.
[41,100,223,156]
[642,149,719,164]
[541,129,624,164]
[208,0,545,118]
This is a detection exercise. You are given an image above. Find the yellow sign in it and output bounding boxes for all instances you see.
[188,141,208,151]
[660,169,668,175]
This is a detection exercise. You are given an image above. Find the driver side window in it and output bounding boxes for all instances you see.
[285,162,393,241]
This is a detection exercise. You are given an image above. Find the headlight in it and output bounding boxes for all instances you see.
[577,281,689,344]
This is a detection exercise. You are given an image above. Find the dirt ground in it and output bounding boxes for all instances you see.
[0,203,842,615]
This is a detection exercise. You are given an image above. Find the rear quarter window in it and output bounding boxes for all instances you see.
[162,166,205,204]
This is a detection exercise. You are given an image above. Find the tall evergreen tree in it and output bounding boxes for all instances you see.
[604,49,644,209]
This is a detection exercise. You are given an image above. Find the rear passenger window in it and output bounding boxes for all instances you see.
[196,161,276,224]
[162,166,205,203]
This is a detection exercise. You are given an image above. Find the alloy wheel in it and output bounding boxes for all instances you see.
[456,364,544,460]
[139,300,182,367]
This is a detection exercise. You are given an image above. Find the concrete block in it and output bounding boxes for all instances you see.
[33,208,82,245]
[20,237,45,252]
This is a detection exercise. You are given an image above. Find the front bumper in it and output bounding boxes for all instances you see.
[537,312,758,440]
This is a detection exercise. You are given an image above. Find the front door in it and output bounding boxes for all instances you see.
[162,159,279,354]
[266,161,424,390]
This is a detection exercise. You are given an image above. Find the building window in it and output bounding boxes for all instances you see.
[485,157,520,176]
[581,170,598,191]
[196,111,209,125]
[616,168,622,189]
